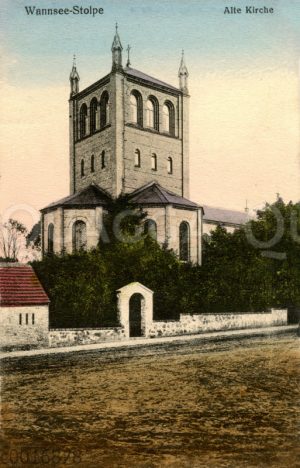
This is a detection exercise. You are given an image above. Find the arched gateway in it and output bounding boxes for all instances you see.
[116,282,154,338]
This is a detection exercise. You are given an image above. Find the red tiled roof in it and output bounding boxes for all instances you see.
[0,264,49,307]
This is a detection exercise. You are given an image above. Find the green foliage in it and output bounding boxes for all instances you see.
[99,194,147,246]
[100,237,182,320]
[32,238,182,327]
[194,226,274,312]
[32,249,116,327]
[32,198,300,327]
[249,199,300,308]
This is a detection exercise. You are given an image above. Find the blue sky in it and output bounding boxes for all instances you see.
[2,0,300,86]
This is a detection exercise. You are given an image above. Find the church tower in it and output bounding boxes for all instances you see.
[68,27,190,199]
[42,27,202,264]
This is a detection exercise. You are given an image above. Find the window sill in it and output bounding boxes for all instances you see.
[127,122,143,129]
[76,124,111,142]
[125,123,178,139]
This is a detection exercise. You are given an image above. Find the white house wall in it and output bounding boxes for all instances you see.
[0,305,49,348]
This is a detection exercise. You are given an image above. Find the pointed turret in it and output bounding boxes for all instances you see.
[69,55,80,96]
[178,50,189,94]
[111,23,123,71]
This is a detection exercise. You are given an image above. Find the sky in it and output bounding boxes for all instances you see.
[0,0,300,229]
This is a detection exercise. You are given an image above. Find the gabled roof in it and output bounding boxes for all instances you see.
[125,67,179,92]
[128,182,199,209]
[41,183,112,212]
[0,264,49,307]
[117,282,153,294]
[203,205,248,225]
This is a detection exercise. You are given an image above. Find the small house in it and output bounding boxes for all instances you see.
[0,263,49,349]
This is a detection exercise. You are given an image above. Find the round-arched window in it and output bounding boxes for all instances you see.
[146,99,154,128]
[163,101,175,135]
[167,157,173,174]
[100,91,109,128]
[79,104,87,138]
[91,154,95,173]
[179,221,190,261]
[134,149,141,167]
[48,223,54,254]
[144,219,157,240]
[101,150,106,169]
[151,153,157,171]
[72,220,87,252]
[163,105,170,132]
[130,94,138,123]
[90,98,98,134]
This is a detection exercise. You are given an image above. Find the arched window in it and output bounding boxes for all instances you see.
[163,105,170,132]
[130,91,143,126]
[72,220,87,252]
[48,223,54,254]
[90,98,98,134]
[144,219,157,240]
[101,150,106,169]
[146,97,159,130]
[130,94,138,123]
[162,101,175,135]
[167,156,173,174]
[91,154,95,173]
[100,91,109,128]
[151,153,157,171]
[146,100,154,127]
[134,149,141,167]
[81,159,85,177]
[79,104,87,138]
[179,222,190,262]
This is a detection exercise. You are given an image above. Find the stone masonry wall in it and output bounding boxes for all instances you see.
[49,327,126,347]
[75,127,113,194]
[148,309,288,338]
[43,207,104,254]
[168,206,200,264]
[124,126,182,195]
[123,79,183,196]
[0,305,49,348]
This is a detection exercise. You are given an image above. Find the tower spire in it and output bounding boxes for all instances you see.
[69,55,80,96]
[111,22,123,71]
[178,50,189,94]
[126,44,131,68]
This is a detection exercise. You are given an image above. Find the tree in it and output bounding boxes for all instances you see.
[0,218,27,262]
[245,198,300,310]
[191,198,300,314]
[99,194,147,247]
[25,221,42,262]
[32,197,299,328]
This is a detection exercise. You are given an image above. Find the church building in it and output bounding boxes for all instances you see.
[41,26,203,264]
